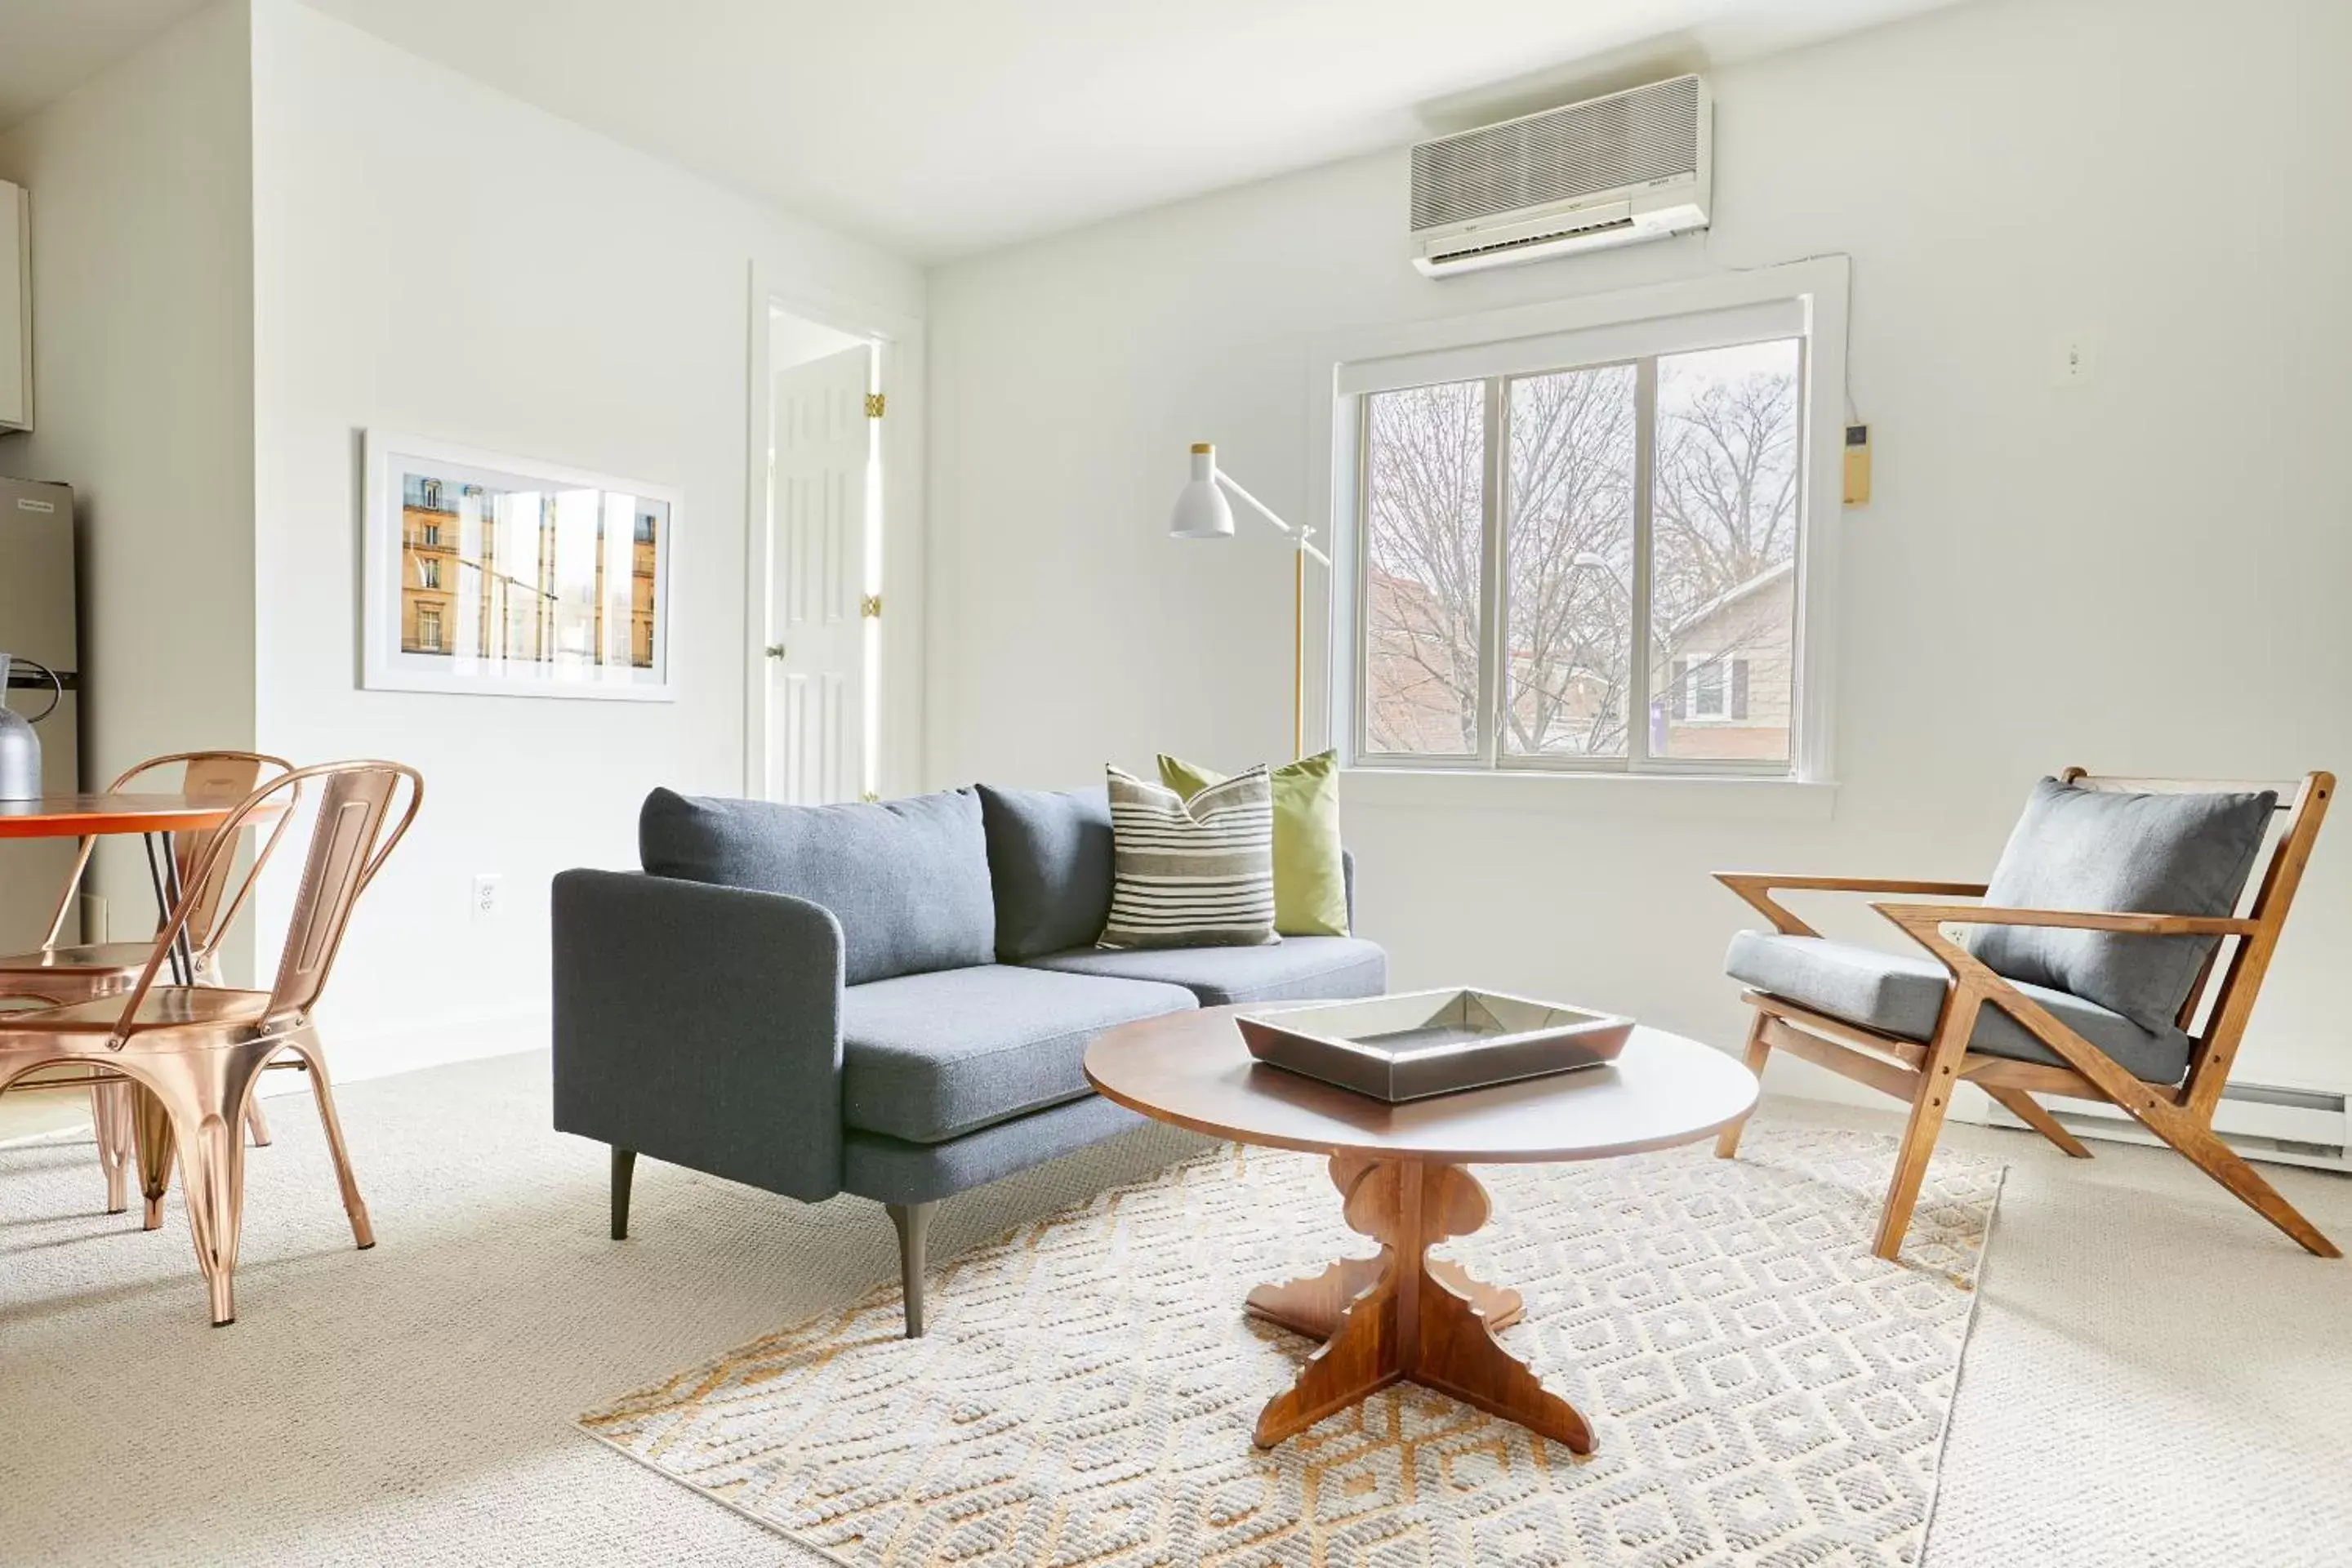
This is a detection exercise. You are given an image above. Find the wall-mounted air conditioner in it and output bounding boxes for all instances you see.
[1410,75,1711,278]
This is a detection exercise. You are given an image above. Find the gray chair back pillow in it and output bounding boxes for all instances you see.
[976,783,1114,960]
[1969,777,2275,1032]
[639,787,996,986]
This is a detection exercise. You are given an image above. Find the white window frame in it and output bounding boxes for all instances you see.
[1312,256,1846,788]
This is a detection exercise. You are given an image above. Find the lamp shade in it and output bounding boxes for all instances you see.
[1169,443,1235,540]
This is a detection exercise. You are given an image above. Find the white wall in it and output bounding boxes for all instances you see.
[0,0,258,966]
[925,0,2352,1099]
[247,0,924,1075]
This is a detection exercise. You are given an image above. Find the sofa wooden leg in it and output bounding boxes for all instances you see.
[887,1200,936,1339]
[610,1147,636,1241]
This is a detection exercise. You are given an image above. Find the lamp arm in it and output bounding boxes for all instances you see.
[1213,473,1331,566]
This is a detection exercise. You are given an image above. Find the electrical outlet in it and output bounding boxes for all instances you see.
[2054,332,2097,385]
[470,873,503,923]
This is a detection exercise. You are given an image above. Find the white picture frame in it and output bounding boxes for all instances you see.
[362,430,679,701]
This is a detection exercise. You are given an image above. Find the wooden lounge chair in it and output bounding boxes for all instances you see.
[1714,768,2336,1261]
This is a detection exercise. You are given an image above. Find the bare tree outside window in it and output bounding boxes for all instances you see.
[1503,364,1637,758]
[1355,332,1805,773]
[1363,381,1483,755]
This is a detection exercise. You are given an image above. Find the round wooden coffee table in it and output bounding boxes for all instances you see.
[1084,1004,1759,1454]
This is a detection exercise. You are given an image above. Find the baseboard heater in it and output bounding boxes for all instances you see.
[1979,1080,2350,1173]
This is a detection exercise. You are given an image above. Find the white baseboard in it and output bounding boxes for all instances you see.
[256,1008,549,1095]
[1963,1080,2352,1174]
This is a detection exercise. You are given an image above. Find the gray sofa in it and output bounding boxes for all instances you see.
[551,783,1387,1334]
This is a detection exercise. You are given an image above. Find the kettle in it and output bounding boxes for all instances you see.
[0,651,62,802]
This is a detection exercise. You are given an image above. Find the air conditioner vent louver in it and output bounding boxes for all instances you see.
[1408,75,1709,276]
[1432,215,1637,265]
[1411,76,1701,231]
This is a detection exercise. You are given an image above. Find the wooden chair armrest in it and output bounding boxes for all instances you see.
[1873,903,2260,938]
[1714,872,1989,937]
[1864,901,2252,1122]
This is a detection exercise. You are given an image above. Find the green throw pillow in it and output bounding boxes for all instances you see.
[1158,750,1348,938]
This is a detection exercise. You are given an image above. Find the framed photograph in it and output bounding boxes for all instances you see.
[362,431,679,701]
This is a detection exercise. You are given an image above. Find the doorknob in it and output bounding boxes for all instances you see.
[765,643,787,660]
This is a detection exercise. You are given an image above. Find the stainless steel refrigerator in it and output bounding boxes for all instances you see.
[0,474,81,951]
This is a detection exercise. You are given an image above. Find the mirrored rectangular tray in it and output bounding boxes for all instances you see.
[1236,987,1633,1102]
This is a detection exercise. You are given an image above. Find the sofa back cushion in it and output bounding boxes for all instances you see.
[976,783,1115,960]
[639,787,996,985]
[1968,777,2276,1032]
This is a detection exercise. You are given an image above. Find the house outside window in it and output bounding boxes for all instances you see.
[417,606,442,652]
[1328,258,1845,782]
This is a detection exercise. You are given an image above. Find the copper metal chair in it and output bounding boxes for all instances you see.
[0,751,296,1214]
[0,760,422,1323]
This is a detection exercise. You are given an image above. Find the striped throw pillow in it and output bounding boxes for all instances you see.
[1098,764,1281,950]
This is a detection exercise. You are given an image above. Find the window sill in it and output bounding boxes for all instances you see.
[1340,767,1838,822]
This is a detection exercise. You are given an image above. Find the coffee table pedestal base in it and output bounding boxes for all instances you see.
[1244,1154,1592,1454]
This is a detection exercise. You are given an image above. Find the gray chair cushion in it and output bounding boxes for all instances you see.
[840,964,1196,1144]
[1970,777,2275,1032]
[639,787,996,987]
[1021,937,1388,1007]
[977,783,1113,960]
[1726,930,2196,1085]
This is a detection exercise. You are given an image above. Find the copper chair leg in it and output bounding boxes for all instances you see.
[244,1095,273,1147]
[167,1047,271,1326]
[132,1085,176,1231]
[90,1079,136,1214]
[287,1031,373,1250]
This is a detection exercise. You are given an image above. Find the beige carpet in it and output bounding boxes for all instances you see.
[2,1049,2350,1566]
[584,1131,2002,1567]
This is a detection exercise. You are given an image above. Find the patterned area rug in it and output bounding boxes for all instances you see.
[582,1129,2002,1566]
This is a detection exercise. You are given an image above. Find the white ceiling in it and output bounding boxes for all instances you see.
[4,0,1973,260]
[0,0,209,130]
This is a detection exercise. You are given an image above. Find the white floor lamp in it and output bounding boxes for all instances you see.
[1169,443,1331,760]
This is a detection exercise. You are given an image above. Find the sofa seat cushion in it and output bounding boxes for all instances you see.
[1022,937,1388,1007]
[1726,931,2195,1085]
[841,964,1196,1144]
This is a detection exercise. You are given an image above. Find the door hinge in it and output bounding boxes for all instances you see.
[764,643,787,660]
[863,392,886,419]
[860,595,883,619]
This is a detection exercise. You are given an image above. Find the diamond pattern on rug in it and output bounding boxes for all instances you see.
[581,1127,2002,1567]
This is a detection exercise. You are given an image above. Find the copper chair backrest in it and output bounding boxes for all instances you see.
[38,751,298,957]
[264,764,417,1022]
[106,760,423,1045]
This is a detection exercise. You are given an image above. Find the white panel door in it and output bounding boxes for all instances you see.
[766,344,873,804]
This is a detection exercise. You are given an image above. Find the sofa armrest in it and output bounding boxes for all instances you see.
[552,868,845,1202]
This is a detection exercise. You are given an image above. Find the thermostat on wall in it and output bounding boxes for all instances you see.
[1842,424,1871,506]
